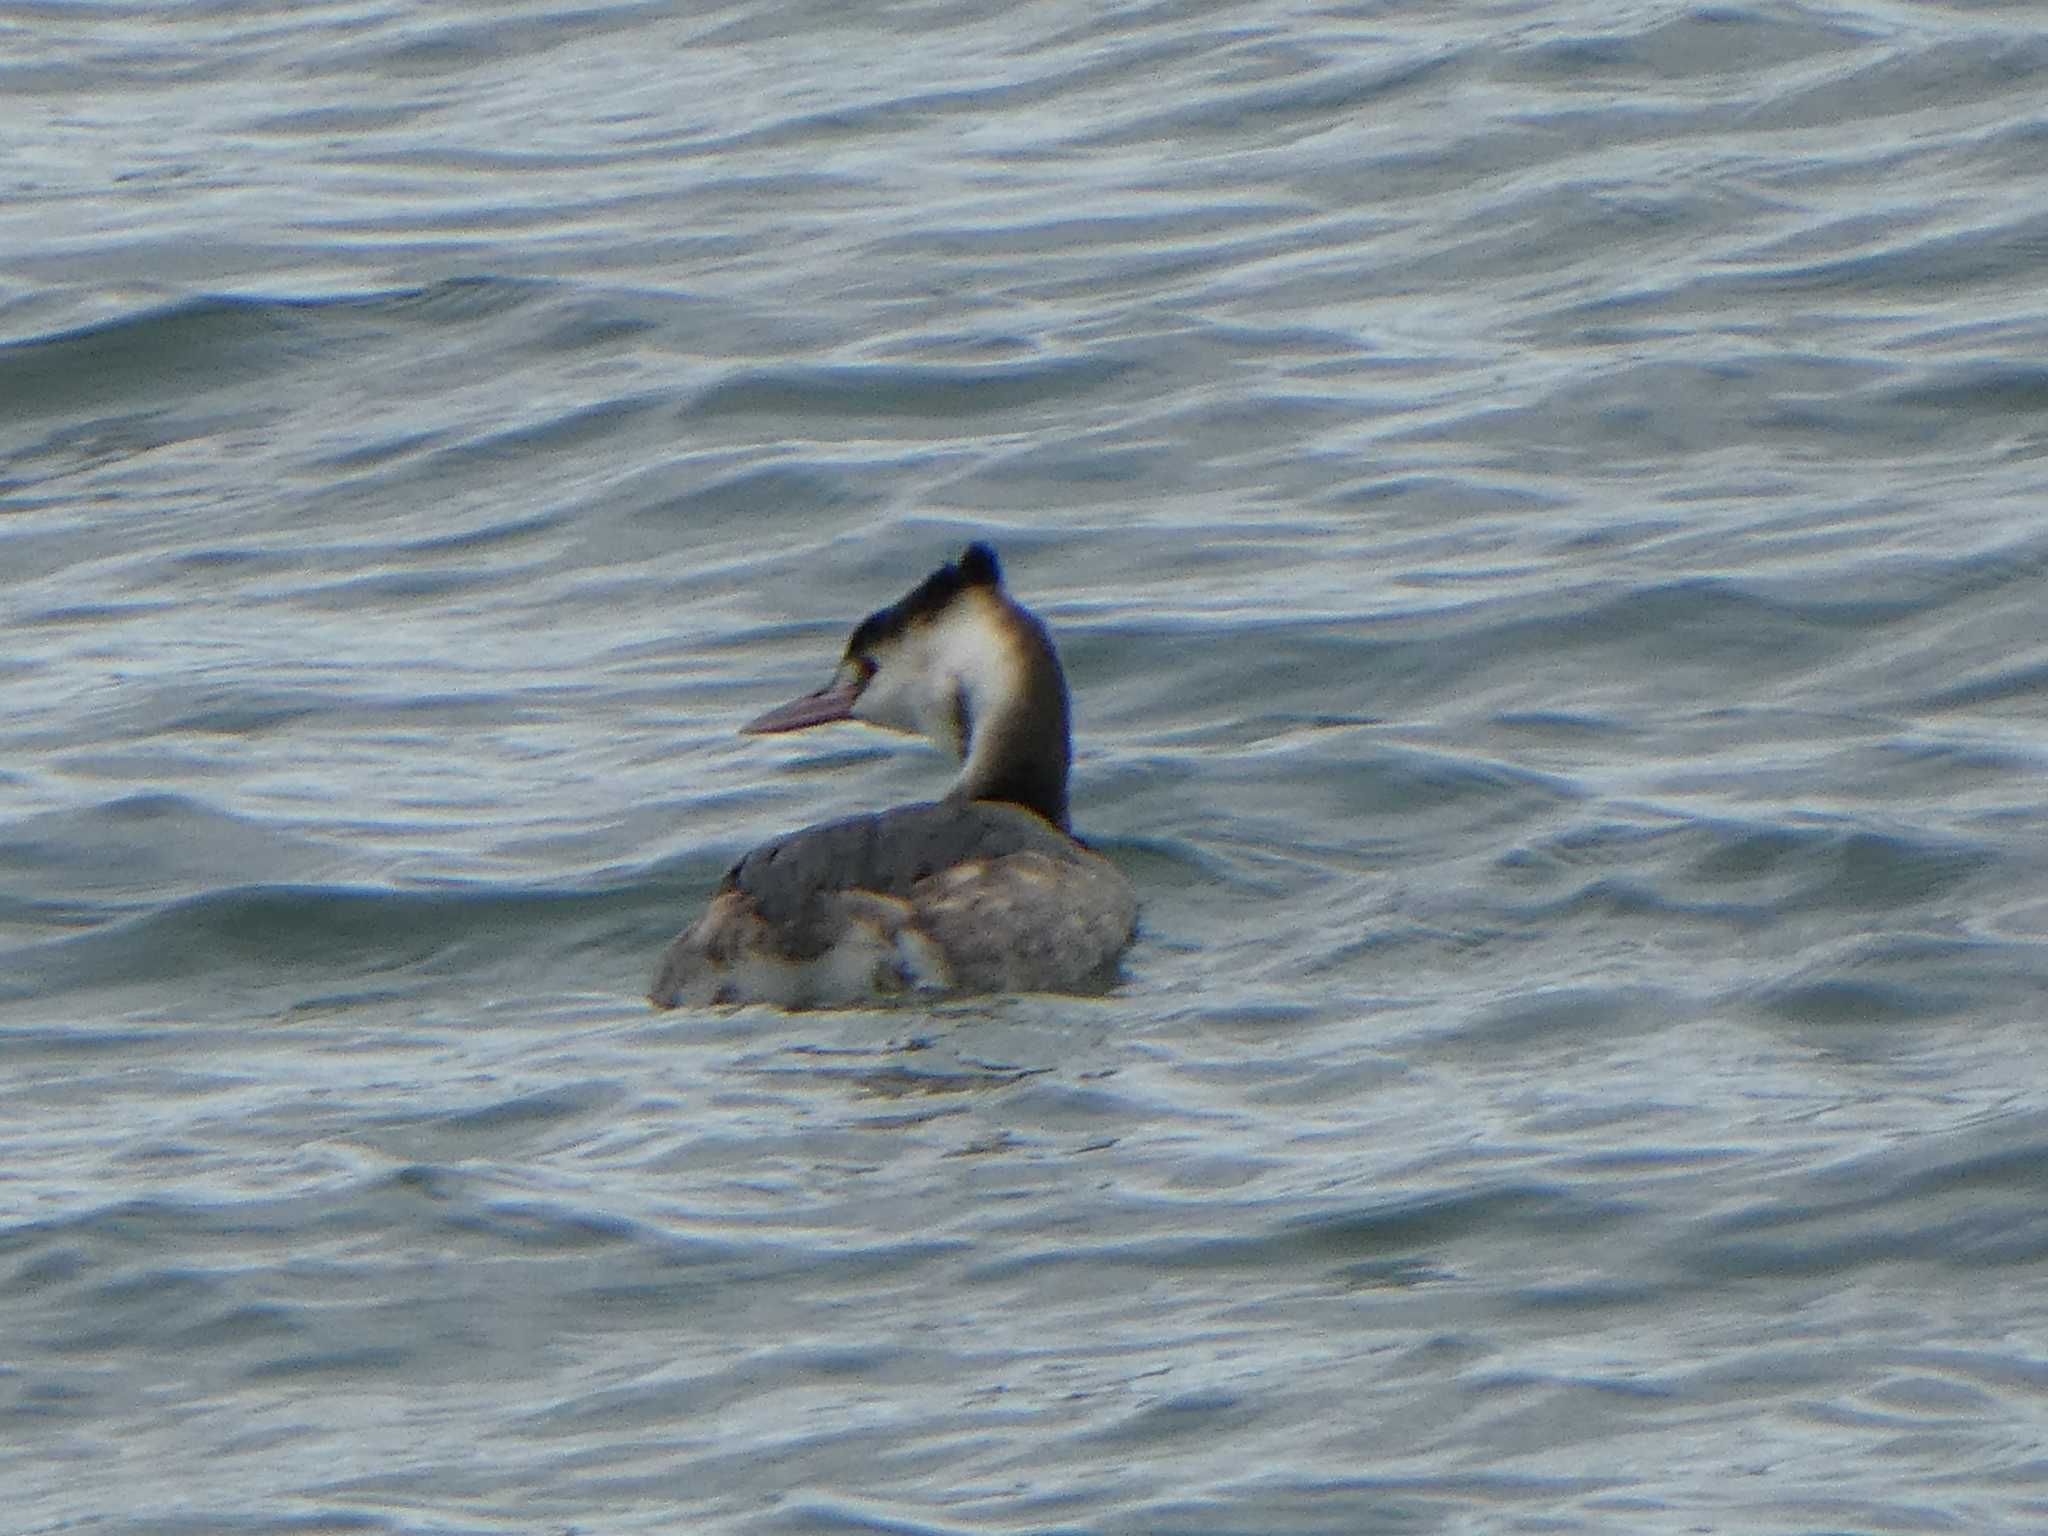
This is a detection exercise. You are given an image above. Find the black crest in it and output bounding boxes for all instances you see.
[847,542,1004,657]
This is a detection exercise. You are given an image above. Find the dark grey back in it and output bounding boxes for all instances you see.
[724,799,1080,956]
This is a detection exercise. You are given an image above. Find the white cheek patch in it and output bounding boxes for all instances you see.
[852,597,1015,765]
[851,631,935,737]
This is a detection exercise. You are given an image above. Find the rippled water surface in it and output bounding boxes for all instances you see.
[6,2,2048,1532]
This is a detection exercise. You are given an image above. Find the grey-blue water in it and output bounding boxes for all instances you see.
[6,3,2048,1532]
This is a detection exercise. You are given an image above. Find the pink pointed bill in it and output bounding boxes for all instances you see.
[741,672,863,735]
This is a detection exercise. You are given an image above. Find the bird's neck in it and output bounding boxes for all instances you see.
[949,601,1072,829]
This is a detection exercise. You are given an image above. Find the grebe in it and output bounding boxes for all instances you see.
[649,542,1136,1009]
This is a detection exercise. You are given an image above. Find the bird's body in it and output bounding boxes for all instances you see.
[649,544,1135,1009]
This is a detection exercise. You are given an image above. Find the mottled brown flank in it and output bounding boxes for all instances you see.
[844,541,1003,659]
[908,849,1135,994]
